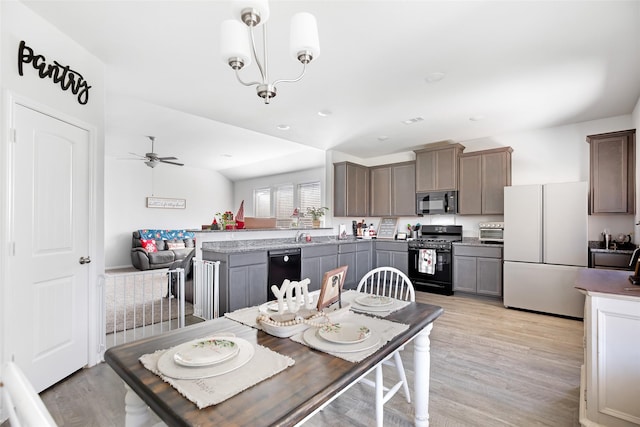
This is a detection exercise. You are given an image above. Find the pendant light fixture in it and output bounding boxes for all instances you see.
[220,0,320,104]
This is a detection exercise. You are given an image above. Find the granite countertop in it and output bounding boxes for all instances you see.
[575,268,640,298]
[588,240,637,254]
[201,236,362,254]
[453,237,504,248]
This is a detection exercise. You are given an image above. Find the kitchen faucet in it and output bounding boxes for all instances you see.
[295,230,309,242]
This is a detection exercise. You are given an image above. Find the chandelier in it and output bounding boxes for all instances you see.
[220,0,320,104]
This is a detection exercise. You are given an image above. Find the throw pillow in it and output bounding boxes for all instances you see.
[140,239,158,253]
[167,241,186,250]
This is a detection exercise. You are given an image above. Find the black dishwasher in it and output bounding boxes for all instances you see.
[268,248,302,300]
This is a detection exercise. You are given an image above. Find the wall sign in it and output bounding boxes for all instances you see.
[146,197,186,209]
[17,40,92,105]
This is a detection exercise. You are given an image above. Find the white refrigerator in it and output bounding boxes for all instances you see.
[503,182,587,318]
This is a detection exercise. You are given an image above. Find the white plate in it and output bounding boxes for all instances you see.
[267,301,291,312]
[355,295,393,307]
[303,327,380,354]
[173,337,240,367]
[318,322,371,344]
[350,300,397,313]
[157,337,254,380]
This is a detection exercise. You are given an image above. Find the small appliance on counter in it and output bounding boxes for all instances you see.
[478,222,504,243]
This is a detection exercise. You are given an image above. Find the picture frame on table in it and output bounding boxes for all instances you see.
[317,265,348,311]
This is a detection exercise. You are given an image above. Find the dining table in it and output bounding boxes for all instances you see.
[104,295,444,427]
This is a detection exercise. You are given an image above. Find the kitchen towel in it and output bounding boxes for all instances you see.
[418,248,436,275]
[139,342,294,409]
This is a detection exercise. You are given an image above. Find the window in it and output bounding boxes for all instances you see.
[275,184,294,228]
[298,182,322,227]
[253,188,271,217]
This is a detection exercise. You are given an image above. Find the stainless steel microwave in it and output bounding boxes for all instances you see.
[416,191,457,215]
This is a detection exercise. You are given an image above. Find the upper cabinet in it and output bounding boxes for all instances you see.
[370,161,416,217]
[334,161,369,217]
[458,147,513,215]
[587,129,636,214]
[414,143,465,192]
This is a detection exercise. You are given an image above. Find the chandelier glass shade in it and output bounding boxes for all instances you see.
[220,0,320,104]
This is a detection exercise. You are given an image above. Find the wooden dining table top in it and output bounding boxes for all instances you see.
[104,300,444,427]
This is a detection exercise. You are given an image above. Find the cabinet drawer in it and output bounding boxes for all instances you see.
[302,244,338,258]
[454,245,502,258]
[338,243,357,254]
[228,251,267,267]
[592,252,632,268]
[374,241,408,251]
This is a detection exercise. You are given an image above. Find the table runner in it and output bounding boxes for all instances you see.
[224,290,410,330]
[139,342,294,409]
[290,311,409,363]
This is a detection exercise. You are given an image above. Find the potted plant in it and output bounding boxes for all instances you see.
[306,206,329,228]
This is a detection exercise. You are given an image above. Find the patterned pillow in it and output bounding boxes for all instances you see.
[167,241,186,250]
[140,239,158,253]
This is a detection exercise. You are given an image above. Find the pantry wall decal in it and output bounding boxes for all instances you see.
[17,40,92,105]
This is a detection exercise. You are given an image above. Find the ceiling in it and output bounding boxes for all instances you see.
[22,0,640,181]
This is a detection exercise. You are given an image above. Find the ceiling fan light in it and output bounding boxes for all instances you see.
[231,0,269,27]
[145,160,158,168]
[290,12,320,63]
[220,19,252,69]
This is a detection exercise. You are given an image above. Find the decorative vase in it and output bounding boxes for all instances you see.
[312,219,321,228]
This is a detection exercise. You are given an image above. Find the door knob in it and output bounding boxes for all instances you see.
[79,256,91,264]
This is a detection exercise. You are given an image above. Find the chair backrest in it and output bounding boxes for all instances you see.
[356,267,415,302]
[1,361,57,427]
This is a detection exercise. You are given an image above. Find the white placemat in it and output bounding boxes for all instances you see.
[289,311,409,363]
[224,305,263,330]
[342,290,411,317]
[139,341,294,409]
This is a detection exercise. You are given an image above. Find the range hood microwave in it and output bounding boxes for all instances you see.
[416,191,457,215]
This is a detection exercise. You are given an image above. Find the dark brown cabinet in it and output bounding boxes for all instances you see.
[370,161,416,216]
[589,251,633,270]
[334,161,369,217]
[587,129,635,214]
[458,147,513,215]
[414,143,465,192]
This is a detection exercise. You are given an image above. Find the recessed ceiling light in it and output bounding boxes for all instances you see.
[425,72,446,83]
[469,115,485,121]
[377,136,390,142]
[402,117,424,125]
[318,110,332,117]
[276,124,290,130]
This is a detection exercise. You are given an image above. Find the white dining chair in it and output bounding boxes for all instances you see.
[356,266,415,427]
[1,361,57,427]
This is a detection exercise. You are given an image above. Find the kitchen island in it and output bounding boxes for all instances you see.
[575,268,640,427]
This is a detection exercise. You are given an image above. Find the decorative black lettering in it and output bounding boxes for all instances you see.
[17,40,92,105]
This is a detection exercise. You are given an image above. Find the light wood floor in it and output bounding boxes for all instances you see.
[38,292,584,427]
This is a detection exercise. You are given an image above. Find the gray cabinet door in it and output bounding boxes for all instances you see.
[338,251,357,289]
[228,263,268,311]
[302,246,338,291]
[482,151,511,215]
[415,145,463,192]
[370,166,392,216]
[375,250,408,276]
[458,155,482,214]
[453,256,477,293]
[334,162,369,217]
[392,162,416,215]
[476,257,502,296]
[355,248,373,288]
[588,130,635,214]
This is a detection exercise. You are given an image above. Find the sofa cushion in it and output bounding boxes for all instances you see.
[148,251,175,264]
[183,238,195,248]
[172,248,194,260]
[140,239,158,253]
[167,241,186,250]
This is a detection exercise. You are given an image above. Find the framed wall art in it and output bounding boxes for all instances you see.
[317,265,348,311]
[146,197,186,209]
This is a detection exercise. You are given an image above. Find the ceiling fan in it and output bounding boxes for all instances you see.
[129,136,184,168]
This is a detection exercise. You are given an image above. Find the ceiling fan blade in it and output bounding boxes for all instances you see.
[157,156,178,161]
[160,159,184,166]
[128,152,147,158]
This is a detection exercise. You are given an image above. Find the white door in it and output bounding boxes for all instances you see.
[8,103,90,392]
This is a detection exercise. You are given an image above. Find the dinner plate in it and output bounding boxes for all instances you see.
[350,300,397,313]
[173,337,240,367]
[267,301,291,312]
[355,294,393,307]
[157,337,254,380]
[303,327,380,354]
[318,322,371,344]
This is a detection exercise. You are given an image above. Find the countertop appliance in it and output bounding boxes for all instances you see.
[479,222,504,243]
[268,248,301,300]
[416,191,457,215]
[408,225,462,295]
[503,182,587,318]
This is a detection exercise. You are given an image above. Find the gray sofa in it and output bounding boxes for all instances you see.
[131,230,196,275]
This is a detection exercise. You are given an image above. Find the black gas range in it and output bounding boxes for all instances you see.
[408,225,462,295]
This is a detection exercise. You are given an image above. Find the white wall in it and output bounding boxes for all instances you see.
[325,115,635,240]
[105,156,233,268]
